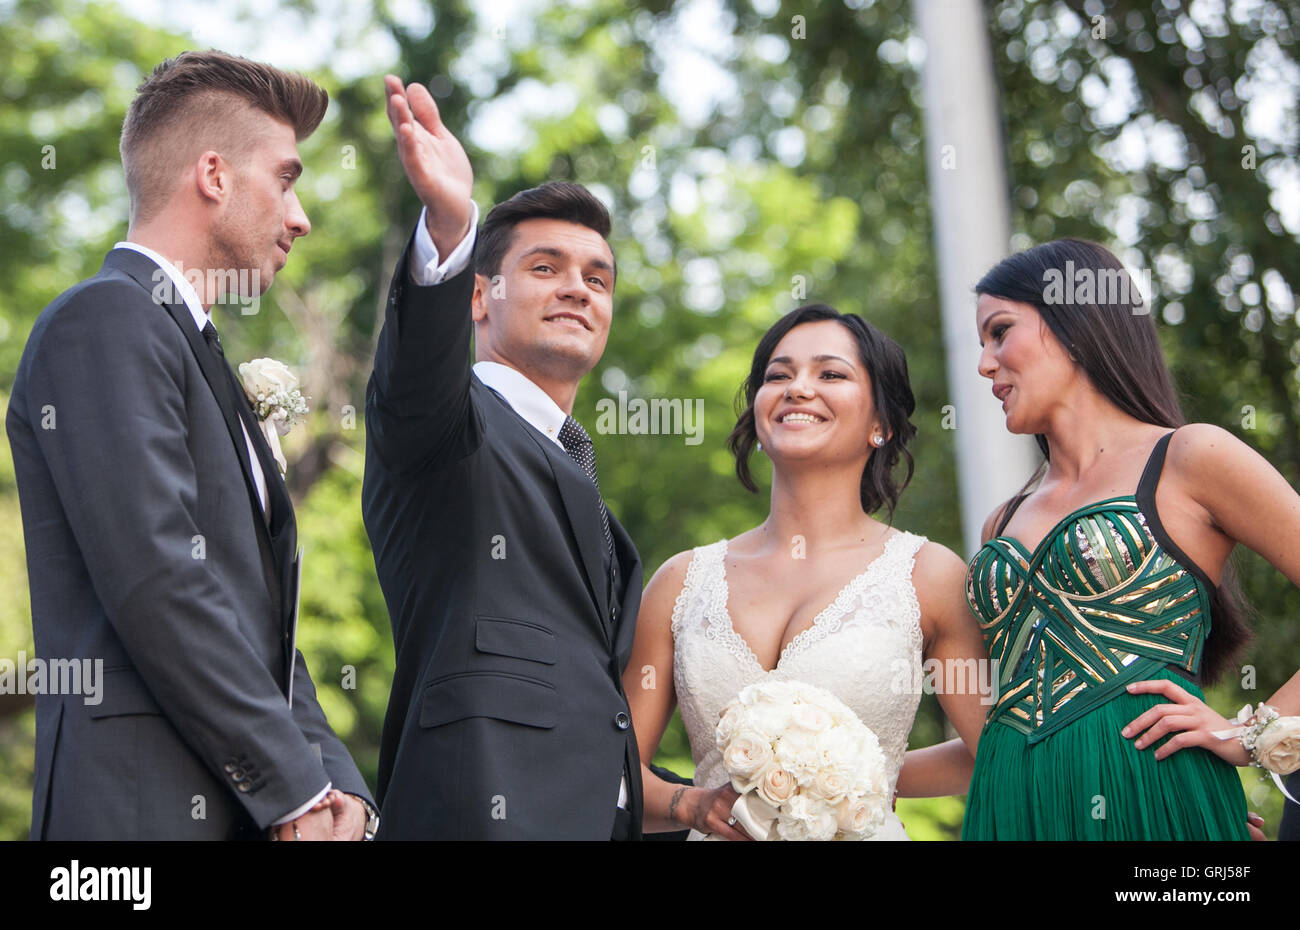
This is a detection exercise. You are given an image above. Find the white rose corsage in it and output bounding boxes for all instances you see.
[238,358,309,477]
[1213,703,1300,803]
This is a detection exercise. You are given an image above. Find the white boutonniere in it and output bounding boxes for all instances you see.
[237,358,309,477]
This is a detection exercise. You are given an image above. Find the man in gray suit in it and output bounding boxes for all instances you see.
[6,50,374,840]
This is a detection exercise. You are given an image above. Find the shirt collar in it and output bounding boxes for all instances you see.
[114,240,209,334]
[472,361,568,448]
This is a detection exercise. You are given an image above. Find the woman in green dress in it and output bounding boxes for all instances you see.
[963,238,1300,840]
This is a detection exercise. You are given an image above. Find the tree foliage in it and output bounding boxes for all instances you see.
[0,0,1295,839]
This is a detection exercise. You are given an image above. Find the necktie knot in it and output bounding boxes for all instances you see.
[202,321,224,359]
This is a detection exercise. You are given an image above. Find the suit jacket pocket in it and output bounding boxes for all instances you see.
[87,666,164,719]
[419,671,555,729]
[474,616,556,665]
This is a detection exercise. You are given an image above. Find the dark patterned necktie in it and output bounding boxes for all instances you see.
[557,415,616,578]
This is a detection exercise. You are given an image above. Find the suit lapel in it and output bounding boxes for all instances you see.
[480,382,613,639]
[104,249,295,621]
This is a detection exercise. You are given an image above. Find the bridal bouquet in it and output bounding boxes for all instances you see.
[713,679,890,841]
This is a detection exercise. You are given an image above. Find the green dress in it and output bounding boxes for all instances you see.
[961,433,1249,840]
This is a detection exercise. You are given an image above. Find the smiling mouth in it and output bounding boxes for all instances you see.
[993,385,1012,402]
[544,313,591,331]
[779,412,825,424]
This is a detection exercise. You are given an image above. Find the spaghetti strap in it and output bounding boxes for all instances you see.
[1134,429,1217,595]
[1135,430,1176,502]
[994,494,1029,537]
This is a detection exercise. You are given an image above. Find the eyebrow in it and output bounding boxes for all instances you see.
[767,354,856,366]
[518,245,615,275]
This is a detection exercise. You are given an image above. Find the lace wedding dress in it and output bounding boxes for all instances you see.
[671,531,927,840]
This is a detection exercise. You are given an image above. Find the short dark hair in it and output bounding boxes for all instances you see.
[120,50,328,224]
[976,238,1250,683]
[727,304,917,519]
[474,181,615,281]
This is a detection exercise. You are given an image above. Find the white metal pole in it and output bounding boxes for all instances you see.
[913,0,1039,557]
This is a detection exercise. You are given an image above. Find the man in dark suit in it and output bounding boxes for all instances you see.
[6,50,374,840]
[364,76,644,839]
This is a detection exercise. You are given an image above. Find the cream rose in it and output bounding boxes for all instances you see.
[239,358,299,401]
[810,769,849,804]
[835,797,879,837]
[755,764,796,806]
[1255,716,1300,775]
[722,731,775,791]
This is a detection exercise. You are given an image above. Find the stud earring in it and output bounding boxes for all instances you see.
[872,435,885,447]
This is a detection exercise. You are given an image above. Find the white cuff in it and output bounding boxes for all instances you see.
[273,783,332,826]
[409,202,480,286]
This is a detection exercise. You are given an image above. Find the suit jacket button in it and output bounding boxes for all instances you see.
[614,711,630,730]
[237,782,251,792]
[611,606,618,623]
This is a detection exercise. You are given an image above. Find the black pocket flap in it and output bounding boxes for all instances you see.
[87,666,164,719]
[475,616,556,665]
[419,672,555,729]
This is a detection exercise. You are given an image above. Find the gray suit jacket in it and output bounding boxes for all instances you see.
[6,247,372,839]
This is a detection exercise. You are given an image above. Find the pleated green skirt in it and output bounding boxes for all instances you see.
[962,670,1249,840]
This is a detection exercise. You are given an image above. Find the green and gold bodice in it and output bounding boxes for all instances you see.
[966,496,1212,744]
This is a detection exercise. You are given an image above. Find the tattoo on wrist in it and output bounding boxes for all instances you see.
[668,786,688,824]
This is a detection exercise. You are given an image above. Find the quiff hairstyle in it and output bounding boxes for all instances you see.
[120,50,328,225]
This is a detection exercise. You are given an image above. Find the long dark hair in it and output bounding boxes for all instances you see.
[976,238,1251,683]
[727,304,917,520]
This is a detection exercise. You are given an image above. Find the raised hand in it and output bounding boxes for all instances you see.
[384,74,474,256]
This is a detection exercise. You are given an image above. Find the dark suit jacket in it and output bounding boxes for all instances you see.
[363,237,644,839]
[6,247,371,839]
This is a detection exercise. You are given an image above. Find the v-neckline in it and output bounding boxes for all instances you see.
[715,532,904,675]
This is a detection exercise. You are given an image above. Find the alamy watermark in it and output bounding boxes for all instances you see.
[151,263,263,315]
[0,652,102,705]
[50,860,150,910]
[1042,260,1150,311]
[890,657,1000,705]
[595,391,704,445]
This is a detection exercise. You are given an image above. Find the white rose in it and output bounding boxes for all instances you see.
[722,731,775,791]
[715,702,746,748]
[1256,716,1300,776]
[810,769,850,804]
[755,764,796,807]
[835,796,884,839]
[239,358,298,400]
[791,703,832,733]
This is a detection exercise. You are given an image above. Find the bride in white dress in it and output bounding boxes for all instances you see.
[625,305,990,839]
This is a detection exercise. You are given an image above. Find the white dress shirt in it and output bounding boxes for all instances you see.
[408,210,630,810]
[114,241,329,826]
